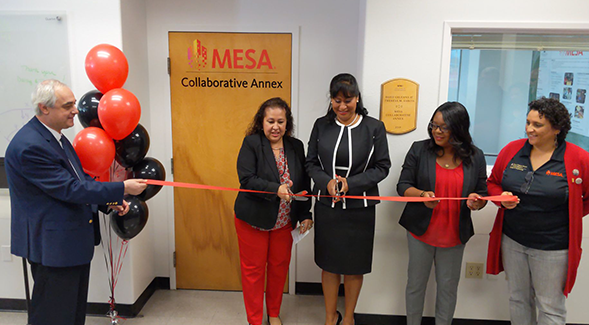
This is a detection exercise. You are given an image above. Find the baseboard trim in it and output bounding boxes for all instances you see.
[354,314,511,325]
[0,298,27,312]
[295,282,344,296]
[0,276,170,318]
[354,314,589,325]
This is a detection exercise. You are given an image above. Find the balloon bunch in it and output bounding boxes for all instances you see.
[74,44,166,323]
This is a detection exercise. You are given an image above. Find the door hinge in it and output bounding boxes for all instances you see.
[167,57,171,75]
[173,251,176,268]
[170,157,174,175]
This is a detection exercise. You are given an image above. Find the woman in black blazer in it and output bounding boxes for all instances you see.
[234,97,312,325]
[396,102,487,325]
[306,73,390,325]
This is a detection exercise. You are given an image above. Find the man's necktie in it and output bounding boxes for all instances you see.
[60,135,82,180]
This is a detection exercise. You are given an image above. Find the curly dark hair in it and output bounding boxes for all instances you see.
[427,101,475,166]
[245,97,294,137]
[528,97,571,145]
[324,73,368,122]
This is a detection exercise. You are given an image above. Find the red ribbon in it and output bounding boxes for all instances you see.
[145,179,517,203]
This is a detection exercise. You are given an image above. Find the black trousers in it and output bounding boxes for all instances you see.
[29,261,91,325]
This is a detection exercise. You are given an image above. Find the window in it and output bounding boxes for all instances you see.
[448,33,589,164]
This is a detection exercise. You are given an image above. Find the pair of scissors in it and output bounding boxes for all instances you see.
[287,187,309,201]
[332,179,345,203]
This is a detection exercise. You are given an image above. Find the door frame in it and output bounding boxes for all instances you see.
[156,25,300,292]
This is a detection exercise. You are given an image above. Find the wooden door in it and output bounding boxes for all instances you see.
[169,32,292,290]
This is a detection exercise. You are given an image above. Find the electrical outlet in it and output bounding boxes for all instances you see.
[465,262,484,279]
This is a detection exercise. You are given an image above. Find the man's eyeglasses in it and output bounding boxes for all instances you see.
[428,122,450,133]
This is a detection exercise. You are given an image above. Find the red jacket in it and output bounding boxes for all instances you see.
[486,139,589,296]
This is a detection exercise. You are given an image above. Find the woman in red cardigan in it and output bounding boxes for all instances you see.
[487,97,589,325]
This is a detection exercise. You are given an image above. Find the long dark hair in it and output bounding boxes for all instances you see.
[245,97,294,137]
[324,73,368,121]
[528,97,571,146]
[427,101,475,166]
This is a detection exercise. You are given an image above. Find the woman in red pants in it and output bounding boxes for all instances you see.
[234,97,313,325]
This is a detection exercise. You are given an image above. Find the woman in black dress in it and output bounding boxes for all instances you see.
[306,73,391,325]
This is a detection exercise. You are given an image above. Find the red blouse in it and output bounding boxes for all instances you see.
[412,162,463,247]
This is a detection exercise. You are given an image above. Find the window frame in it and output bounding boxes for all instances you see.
[438,21,589,105]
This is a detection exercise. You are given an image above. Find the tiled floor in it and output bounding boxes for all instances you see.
[0,289,344,325]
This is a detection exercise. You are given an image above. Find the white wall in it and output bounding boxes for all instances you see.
[0,0,150,304]
[361,0,589,322]
[142,0,363,284]
[120,0,157,302]
[5,0,589,322]
[0,0,362,304]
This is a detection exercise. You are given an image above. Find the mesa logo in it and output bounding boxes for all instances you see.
[546,170,563,177]
[188,39,207,70]
[561,51,583,56]
[187,39,274,70]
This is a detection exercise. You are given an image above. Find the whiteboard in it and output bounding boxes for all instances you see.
[0,13,71,156]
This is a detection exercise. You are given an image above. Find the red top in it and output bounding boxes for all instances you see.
[413,162,463,247]
[486,139,589,296]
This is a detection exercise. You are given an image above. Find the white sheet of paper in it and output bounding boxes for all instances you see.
[291,226,310,245]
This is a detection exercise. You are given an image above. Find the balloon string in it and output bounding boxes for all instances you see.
[100,210,117,318]
[100,212,113,298]
[113,240,129,290]
[109,229,115,301]
[145,179,518,203]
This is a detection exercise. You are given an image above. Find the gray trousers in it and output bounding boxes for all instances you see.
[501,235,568,325]
[406,231,465,325]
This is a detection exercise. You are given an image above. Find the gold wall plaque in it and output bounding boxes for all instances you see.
[380,78,419,134]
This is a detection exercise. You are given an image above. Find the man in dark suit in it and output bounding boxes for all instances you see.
[5,79,147,325]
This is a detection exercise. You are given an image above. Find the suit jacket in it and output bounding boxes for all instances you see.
[396,139,488,244]
[5,117,124,267]
[305,115,391,209]
[234,134,312,229]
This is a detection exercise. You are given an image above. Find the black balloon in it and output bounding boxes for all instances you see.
[110,196,149,240]
[132,157,166,200]
[77,90,103,128]
[114,123,150,168]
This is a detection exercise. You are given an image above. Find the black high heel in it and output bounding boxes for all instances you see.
[335,311,342,325]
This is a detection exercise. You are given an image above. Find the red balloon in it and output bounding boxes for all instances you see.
[91,168,111,182]
[98,88,141,140]
[73,127,116,176]
[85,44,129,94]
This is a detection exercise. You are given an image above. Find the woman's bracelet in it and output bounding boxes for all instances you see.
[419,191,426,197]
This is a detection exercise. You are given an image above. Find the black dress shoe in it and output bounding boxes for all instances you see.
[335,311,343,325]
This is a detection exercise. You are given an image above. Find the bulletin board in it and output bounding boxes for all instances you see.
[0,12,70,187]
[536,51,589,136]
